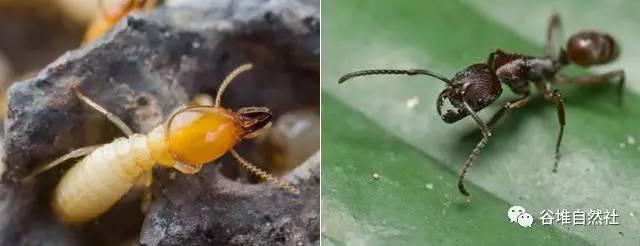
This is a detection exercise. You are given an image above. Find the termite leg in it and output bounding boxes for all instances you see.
[122,0,139,14]
[190,93,214,106]
[230,149,300,195]
[138,0,156,10]
[457,101,492,197]
[488,92,531,126]
[538,84,566,172]
[23,145,103,180]
[141,170,153,212]
[70,83,134,136]
[555,70,625,105]
[97,0,109,18]
[172,161,203,174]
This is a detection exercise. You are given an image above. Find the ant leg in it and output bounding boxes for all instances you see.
[539,87,566,172]
[458,137,488,197]
[23,145,103,180]
[555,70,625,105]
[457,102,492,197]
[545,12,563,58]
[70,84,134,136]
[488,92,531,126]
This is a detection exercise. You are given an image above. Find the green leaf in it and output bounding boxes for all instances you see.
[321,0,640,245]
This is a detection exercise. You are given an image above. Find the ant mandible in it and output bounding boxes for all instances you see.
[338,13,624,197]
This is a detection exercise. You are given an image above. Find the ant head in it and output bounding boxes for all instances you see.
[566,31,620,67]
[437,64,502,123]
[237,107,273,139]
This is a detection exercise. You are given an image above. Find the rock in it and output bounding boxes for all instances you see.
[0,0,319,245]
[258,109,320,178]
[141,152,320,246]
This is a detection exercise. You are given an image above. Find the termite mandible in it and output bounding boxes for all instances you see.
[25,63,299,224]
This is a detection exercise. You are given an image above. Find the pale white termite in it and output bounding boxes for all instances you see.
[26,63,299,224]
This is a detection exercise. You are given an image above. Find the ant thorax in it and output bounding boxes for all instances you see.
[489,50,557,94]
[525,58,556,82]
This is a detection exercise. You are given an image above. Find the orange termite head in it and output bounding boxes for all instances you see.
[160,63,299,194]
[163,63,269,166]
[164,105,272,166]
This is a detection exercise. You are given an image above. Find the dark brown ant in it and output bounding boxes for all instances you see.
[338,13,624,197]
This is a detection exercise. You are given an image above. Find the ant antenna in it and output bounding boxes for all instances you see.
[230,149,300,195]
[215,63,254,108]
[338,69,452,86]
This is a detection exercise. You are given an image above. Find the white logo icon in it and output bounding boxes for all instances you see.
[508,206,526,223]
[508,205,533,228]
[517,212,534,227]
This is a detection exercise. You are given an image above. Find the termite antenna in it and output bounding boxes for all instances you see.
[338,69,452,86]
[230,149,300,195]
[215,63,254,108]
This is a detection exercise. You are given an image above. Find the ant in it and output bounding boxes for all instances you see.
[338,13,624,197]
[83,0,156,45]
[25,63,298,224]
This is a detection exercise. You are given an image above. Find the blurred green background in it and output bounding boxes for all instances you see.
[321,0,640,245]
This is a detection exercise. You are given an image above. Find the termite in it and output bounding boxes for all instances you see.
[26,63,299,224]
[82,0,156,45]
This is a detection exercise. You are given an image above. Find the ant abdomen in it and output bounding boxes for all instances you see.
[566,31,620,67]
[437,64,502,123]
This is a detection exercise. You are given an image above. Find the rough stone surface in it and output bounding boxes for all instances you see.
[0,0,319,245]
[141,152,319,246]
